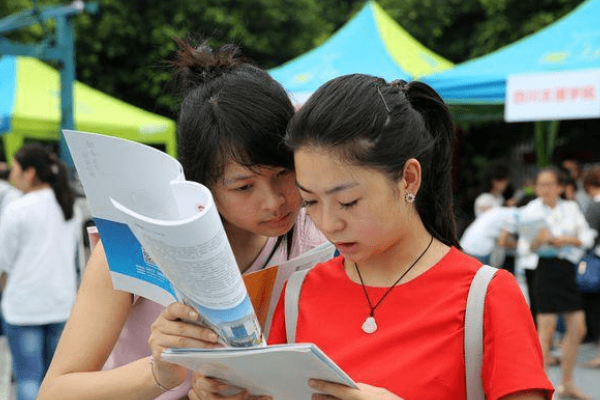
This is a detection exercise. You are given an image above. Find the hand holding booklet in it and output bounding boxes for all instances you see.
[65,129,264,347]
[64,130,335,340]
[162,344,358,400]
[65,130,354,396]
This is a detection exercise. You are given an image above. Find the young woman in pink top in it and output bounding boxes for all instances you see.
[37,38,326,400]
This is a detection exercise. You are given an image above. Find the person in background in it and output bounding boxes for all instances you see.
[0,161,21,216]
[474,163,510,217]
[513,193,540,323]
[518,167,594,399]
[0,161,21,337]
[0,144,80,400]
[581,166,600,368]
[460,206,517,268]
[192,75,553,400]
[38,38,327,400]
[562,158,591,214]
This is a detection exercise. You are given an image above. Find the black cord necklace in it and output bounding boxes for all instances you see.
[355,235,434,334]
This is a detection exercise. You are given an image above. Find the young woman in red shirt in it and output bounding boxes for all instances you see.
[190,75,554,400]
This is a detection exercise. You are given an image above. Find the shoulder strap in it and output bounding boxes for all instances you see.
[284,268,311,343]
[465,264,498,400]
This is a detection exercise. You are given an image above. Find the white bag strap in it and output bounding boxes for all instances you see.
[284,268,311,343]
[465,264,498,400]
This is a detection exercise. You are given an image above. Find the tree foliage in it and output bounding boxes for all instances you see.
[1,0,332,116]
[378,0,586,62]
[0,0,588,116]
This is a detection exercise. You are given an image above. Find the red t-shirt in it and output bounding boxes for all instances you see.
[269,247,554,400]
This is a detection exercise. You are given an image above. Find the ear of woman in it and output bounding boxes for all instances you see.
[400,158,421,199]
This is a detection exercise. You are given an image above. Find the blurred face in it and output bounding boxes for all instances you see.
[562,160,580,179]
[535,171,563,206]
[8,159,28,192]
[294,147,414,265]
[492,178,509,194]
[211,161,302,238]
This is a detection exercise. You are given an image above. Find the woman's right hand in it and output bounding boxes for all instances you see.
[531,228,552,250]
[149,302,221,390]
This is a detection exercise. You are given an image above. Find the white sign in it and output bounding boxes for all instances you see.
[505,69,600,122]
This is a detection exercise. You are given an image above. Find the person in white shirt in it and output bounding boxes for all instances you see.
[474,163,510,218]
[562,158,592,214]
[0,163,21,217]
[581,167,600,369]
[518,167,594,400]
[0,144,79,400]
[460,206,517,265]
[0,163,21,337]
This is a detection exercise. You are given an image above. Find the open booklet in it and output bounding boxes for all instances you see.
[243,241,335,336]
[64,130,335,345]
[161,343,357,400]
[517,217,549,244]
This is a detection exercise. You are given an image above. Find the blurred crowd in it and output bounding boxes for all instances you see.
[460,158,600,397]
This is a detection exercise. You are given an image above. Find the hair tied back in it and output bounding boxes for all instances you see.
[170,37,246,91]
[390,79,408,92]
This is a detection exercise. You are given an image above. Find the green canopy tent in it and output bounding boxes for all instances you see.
[1,55,177,162]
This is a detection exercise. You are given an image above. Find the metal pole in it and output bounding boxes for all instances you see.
[56,15,75,168]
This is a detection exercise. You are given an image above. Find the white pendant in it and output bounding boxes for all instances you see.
[362,316,378,334]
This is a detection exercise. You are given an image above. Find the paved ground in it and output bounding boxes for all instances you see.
[547,342,600,399]
[0,336,12,400]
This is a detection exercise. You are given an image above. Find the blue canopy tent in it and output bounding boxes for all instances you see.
[422,0,600,167]
[423,0,600,122]
[269,1,453,106]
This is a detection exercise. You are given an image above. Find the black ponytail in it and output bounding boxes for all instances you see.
[13,143,75,221]
[403,81,458,247]
[286,74,459,247]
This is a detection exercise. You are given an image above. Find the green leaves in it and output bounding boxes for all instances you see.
[1,0,585,118]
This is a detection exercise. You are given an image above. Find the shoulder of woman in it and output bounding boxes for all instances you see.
[482,268,528,310]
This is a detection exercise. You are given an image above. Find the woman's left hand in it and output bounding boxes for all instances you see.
[548,235,580,248]
[309,380,404,400]
[188,372,269,400]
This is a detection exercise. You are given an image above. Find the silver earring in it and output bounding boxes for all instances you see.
[405,192,416,203]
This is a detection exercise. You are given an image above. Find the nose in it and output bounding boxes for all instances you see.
[261,183,286,213]
[314,205,344,236]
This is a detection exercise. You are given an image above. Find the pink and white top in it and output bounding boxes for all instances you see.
[102,208,327,399]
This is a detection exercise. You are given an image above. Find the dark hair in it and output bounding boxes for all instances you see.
[535,167,562,185]
[286,74,459,248]
[171,38,294,186]
[13,143,75,220]
[583,166,600,193]
[481,163,509,193]
[170,37,296,254]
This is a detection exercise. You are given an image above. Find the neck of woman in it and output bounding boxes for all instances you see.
[544,198,559,208]
[24,182,51,194]
[346,222,448,287]
[224,223,269,274]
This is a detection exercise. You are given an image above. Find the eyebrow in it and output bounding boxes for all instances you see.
[297,182,359,195]
[223,174,255,185]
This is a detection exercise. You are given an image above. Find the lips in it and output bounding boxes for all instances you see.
[263,212,291,226]
[334,242,358,254]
